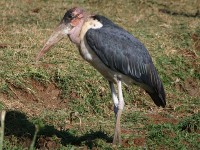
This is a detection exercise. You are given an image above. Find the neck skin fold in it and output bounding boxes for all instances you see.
[68,14,90,45]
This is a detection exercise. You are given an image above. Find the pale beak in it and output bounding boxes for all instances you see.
[36,22,71,61]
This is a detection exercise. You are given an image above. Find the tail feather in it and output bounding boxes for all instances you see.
[143,63,166,108]
[147,90,166,108]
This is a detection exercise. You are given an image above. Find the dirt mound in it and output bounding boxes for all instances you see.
[1,79,68,117]
[146,113,178,125]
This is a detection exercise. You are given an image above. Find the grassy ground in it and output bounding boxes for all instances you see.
[0,0,200,149]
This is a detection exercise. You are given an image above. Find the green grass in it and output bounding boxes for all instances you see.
[147,113,200,149]
[0,0,200,149]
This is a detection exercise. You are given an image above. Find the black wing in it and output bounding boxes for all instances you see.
[86,15,166,107]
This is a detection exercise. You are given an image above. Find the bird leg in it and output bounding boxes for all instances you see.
[109,80,124,145]
[113,109,122,145]
[109,81,119,118]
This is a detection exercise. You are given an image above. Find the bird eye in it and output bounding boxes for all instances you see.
[68,13,76,19]
[68,15,72,19]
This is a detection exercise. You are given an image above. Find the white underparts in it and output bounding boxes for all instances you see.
[79,18,103,61]
[79,18,134,84]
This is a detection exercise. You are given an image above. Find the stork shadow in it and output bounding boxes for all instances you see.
[4,111,112,148]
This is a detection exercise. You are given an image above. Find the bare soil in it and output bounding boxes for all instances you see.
[1,79,68,117]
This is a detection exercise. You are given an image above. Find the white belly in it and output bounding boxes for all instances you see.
[79,18,134,84]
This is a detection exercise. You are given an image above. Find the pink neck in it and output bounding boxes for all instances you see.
[68,19,85,45]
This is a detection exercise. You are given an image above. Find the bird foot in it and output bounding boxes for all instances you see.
[113,133,122,145]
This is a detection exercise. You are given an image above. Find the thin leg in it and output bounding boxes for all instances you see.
[113,109,122,144]
[109,81,118,117]
[117,80,124,110]
[112,80,124,145]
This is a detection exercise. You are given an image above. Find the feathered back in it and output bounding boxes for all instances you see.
[86,15,166,107]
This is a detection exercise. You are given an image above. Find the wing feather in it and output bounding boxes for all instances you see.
[86,15,166,107]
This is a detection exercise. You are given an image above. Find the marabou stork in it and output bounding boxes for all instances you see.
[36,7,166,145]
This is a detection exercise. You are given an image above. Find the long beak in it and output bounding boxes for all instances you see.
[36,22,71,61]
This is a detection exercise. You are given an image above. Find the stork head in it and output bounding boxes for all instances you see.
[36,7,86,61]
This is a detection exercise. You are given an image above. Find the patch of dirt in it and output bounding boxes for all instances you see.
[180,49,198,59]
[165,48,199,67]
[192,34,200,52]
[146,113,178,125]
[31,8,40,13]
[0,44,9,49]
[121,139,130,148]
[184,77,200,97]
[174,77,200,97]
[121,137,146,148]
[133,137,145,146]
[120,128,146,148]
[36,136,61,150]
[1,79,69,117]
[121,128,146,135]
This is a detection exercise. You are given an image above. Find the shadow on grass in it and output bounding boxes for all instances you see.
[4,111,112,148]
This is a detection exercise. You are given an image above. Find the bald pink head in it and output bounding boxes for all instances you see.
[36,7,88,61]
